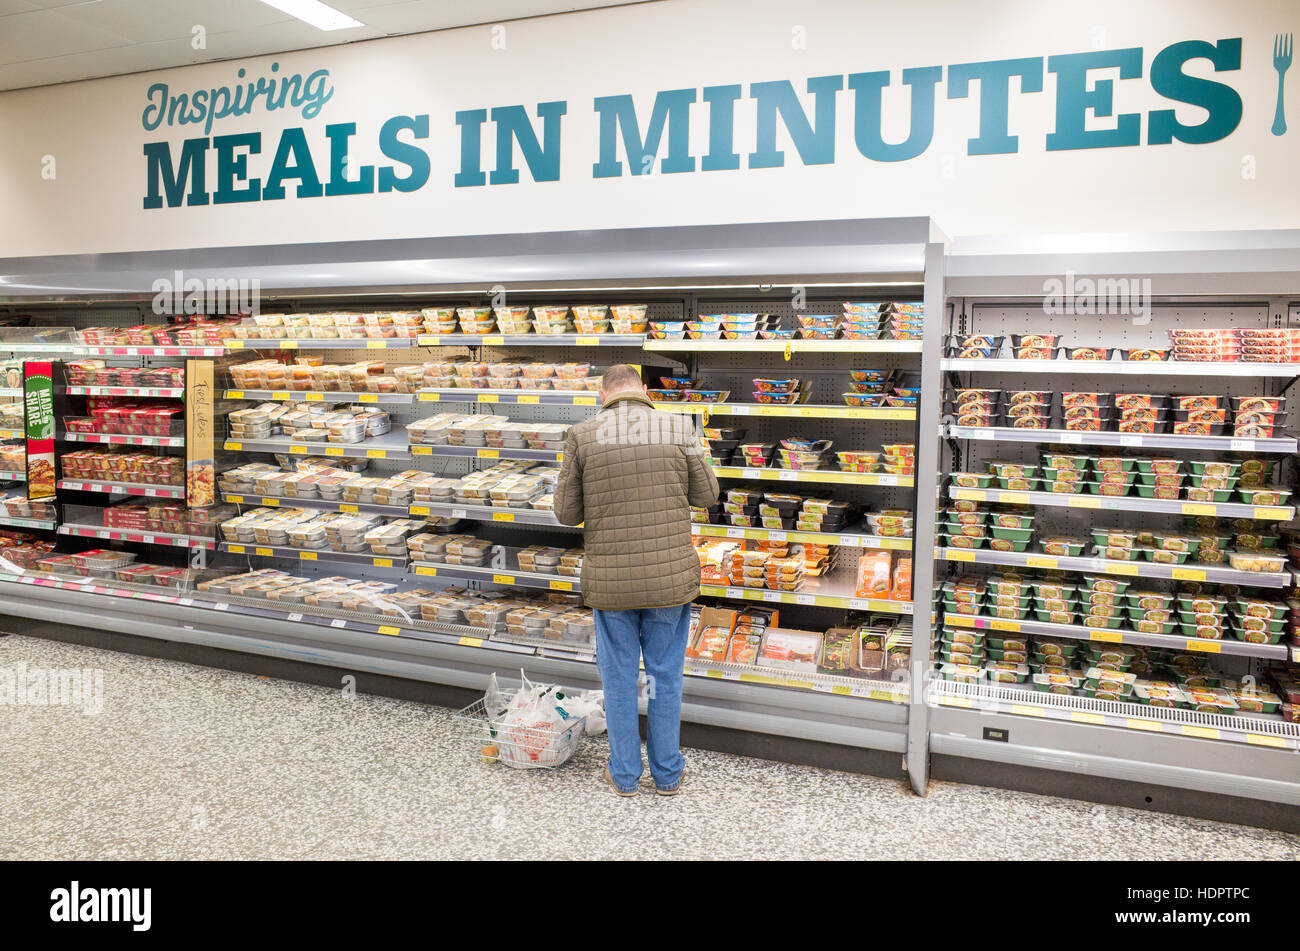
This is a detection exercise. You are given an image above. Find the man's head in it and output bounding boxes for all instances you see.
[599,364,646,404]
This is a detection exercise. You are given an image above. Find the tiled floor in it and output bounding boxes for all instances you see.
[1,633,1296,861]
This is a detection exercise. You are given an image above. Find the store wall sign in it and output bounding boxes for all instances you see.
[140,38,1246,208]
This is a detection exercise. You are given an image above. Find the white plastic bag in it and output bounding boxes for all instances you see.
[556,689,606,736]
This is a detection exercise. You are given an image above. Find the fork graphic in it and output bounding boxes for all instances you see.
[1273,33,1292,136]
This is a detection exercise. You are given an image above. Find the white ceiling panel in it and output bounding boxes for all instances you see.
[0,0,652,91]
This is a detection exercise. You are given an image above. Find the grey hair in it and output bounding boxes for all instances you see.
[601,364,643,392]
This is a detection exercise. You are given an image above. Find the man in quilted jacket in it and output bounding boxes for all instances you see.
[554,364,719,796]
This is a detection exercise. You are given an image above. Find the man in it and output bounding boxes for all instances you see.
[554,364,719,796]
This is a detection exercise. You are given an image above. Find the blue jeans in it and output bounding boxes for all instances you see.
[593,604,691,793]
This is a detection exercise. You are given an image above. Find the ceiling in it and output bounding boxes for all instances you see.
[0,0,648,91]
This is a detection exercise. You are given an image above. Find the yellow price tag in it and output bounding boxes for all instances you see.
[1254,506,1290,520]
[999,491,1030,504]
[1171,567,1205,581]
[299,551,317,561]
[374,558,393,568]
[358,393,378,403]
[279,340,298,350]
[492,512,514,522]
[1181,502,1216,516]
[1182,725,1219,739]
[1108,563,1140,575]
[289,445,307,454]
[483,336,505,346]
[1184,639,1221,653]
[458,636,483,647]
[227,494,244,503]
[516,395,539,404]
[1068,496,1102,509]
[227,441,243,451]
[227,340,244,349]
[478,449,500,458]
[945,549,976,562]
[366,449,385,458]
[325,447,345,456]
[419,336,440,346]
[990,619,1020,632]
[478,394,499,403]
[419,392,439,401]
[575,336,600,346]
[260,497,280,507]
[783,342,792,361]
[338,504,358,514]
[271,391,290,400]
[951,489,982,501]
[365,340,385,349]
[228,544,246,553]
[255,547,272,556]
[492,574,514,585]
[410,506,430,516]
[1246,734,1286,748]
[377,625,399,636]
[1071,711,1107,725]
[1089,630,1123,643]
[575,396,597,406]
[305,393,324,402]
[1125,718,1163,732]
[943,614,975,627]
[416,566,437,576]
[1025,555,1058,569]
[227,390,244,399]
[831,685,851,696]
[548,580,573,591]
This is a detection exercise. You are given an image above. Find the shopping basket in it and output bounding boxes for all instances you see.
[451,689,588,769]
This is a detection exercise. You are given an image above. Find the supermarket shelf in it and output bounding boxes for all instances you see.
[713,466,912,487]
[941,358,1300,377]
[408,501,568,527]
[658,402,916,421]
[937,545,1289,588]
[222,492,408,518]
[417,388,598,406]
[65,385,184,398]
[62,431,184,448]
[685,659,910,703]
[0,470,26,482]
[929,680,1300,752]
[948,485,1295,521]
[410,561,578,592]
[645,339,922,354]
[59,523,216,550]
[416,333,644,348]
[947,425,1298,455]
[942,612,1289,660]
[411,444,561,463]
[224,428,412,461]
[692,523,914,551]
[0,571,911,755]
[226,338,413,351]
[220,542,408,569]
[224,389,415,405]
[56,479,183,499]
[83,345,225,357]
[0,514,56,530]
[699,583,913,615]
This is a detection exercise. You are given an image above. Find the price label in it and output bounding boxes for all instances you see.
[1229,439,1254,451]
[366,449,386,459]
[478,449,500,458]
[1068,496,1102,509]
[548,580,573,591]
[227,390,244,400]
[1089,630,1123,643]
[179,598,194,607]
[999,491,1030,504]
[1254,506,1291,520]
[271,391,290,400]
[373,558,394,568]
[574,336,600,346]
[945,549,976,562]
[214,602,229,611]
[795,594,816,606]
[477,394,499,403]
[339,504,358,514]
[729,405,750,416]
[725,527,745,539]
[300,552,317,561]
[492,574,514,585]
[767,530,787,542]
[420,336,440,346]
[330,618,347,628]
[279,340,298,350]
[365,340,385,349]
[228,544,246,553]
[227,442,243,451]
[741,468,760,479]
[451,509,467,519]
[1181,503,1216,516]
[777,470,798,481]
[287,613,303,622]
[482,336,505,346]
[459,636,483,648]
[1025,555,1057,569]
[409,505,430,516]
[255,547,273,556]
[875,474,898,486]
[492,512,514,522]
[416,566,437,577]
[989,619,1020,632]
[1109,563,1140,575]
[1119,435,1142,447]
[305,393,324,402]
[1185,639,1221,653]
[227,340,244,349]
[377,625,400,636]
[1060,432,1084,444]
[358,394,378,404]
[574,396,597,406]
[1171,567,1205,581]
[289,445,308,454]
[517,395,539,404]
[761,591,783,603]
[324,447,345,456]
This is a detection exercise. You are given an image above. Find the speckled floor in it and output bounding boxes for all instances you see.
[1,633,1296,860]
